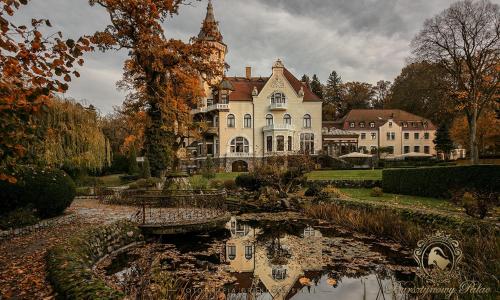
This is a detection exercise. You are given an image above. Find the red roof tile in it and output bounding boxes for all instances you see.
[340,109,436,130]
[226,68,321,102]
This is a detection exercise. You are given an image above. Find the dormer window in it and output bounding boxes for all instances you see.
[369,122,375,128]
[389,122,393,127]
[271,92,286,104]
[359,122,365,128]
[350,122,355,128]
[403,122,408,128]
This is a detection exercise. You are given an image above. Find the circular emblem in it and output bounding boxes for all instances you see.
[413,231,462,284]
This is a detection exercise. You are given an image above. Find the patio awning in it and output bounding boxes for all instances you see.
[339,152,373,158]
[400,152,433,158]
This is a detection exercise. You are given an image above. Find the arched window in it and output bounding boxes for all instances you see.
[283,114,292,125]
[266,114,274,126]
[271,92,286,104]
[227,114,235,128]
[300,133,315,154]
[244,114,252,128]
[303,114,311,128]
[230,137,249,153]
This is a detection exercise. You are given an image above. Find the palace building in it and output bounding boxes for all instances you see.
[187,0,322,172]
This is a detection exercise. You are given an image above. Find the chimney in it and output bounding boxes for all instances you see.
[245,67,252,79]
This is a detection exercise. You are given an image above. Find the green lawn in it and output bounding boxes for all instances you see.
[97,174,132,187]
[307,169,382,181]
[340,188,458,212]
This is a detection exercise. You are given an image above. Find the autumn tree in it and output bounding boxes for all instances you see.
[386,62,454,124]
[411,0,500,164]
[310,74,323,99]
[89,0,223,176]
[338,82,373,117]
[371,80,391,109]
[323,70,344,120]
[0,0,91,182]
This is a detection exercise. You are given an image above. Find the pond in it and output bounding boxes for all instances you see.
[95,213,417,299]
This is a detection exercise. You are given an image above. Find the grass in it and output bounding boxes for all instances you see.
[193,172,243,181]
[307,169,382,181]
[98,174,128,187]
[340,188,459,212]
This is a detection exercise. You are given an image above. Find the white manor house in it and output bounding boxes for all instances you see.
[186,1,322,172]
[183,1,439,172]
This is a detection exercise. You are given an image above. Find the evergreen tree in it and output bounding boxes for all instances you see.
[323,70,344,120]
[301,74,311,89]
[141,156,151,179]
[201,156,216,179]
[310,74,323,99]
[128,146,140,175]
[434,123,455,160]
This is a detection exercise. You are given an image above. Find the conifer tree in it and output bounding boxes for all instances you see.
[128,147,140,175]
[301,74,311,89]
[310,74,323,99]
[323,70,344,120]
[434,123,455,160]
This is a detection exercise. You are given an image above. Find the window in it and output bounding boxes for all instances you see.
[414,146,420,153]
[287,136,292,151]
[300,133,315,154]
[303,226,315,237]
[245,245,253,260]
[244,114,252,128]
[361,133,366,140]
[386,132,395,140]
[230,137,249,153]
[221,94,228,104]
[359,122,365,128]
[277,135,285,151]
[424,132,430,139]
[271,92,286,104]
[414,133,419,139]
[227,244,236,260]
[214,115,219,127]
[303,114,312,128]
[389,122,393,127]
[403,122,408,128]
[266,136,273,152]
[266,114,274,126]
[284,114,292,125]
[272,267,287,280]
[388,146,394,154]
[370,122,375,128]
[371,133,377,140]
[423,122,428,128]
[404,132,409,139]
[350,122,355,128]
[227,114,235,128]
[404,146,410,153]
[424,146,430,154]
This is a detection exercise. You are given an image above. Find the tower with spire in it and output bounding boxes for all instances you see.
[198,0,227,76]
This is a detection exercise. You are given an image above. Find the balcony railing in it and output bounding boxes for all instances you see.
[263,124,295,132]
[225,152,253,158]
[191,103,230,114]
[270,102,287,110]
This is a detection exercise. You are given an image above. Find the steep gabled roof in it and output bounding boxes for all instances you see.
[340,109,436,130]
[226,68,321,102]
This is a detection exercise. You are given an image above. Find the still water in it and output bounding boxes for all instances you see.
[97,214,416,299]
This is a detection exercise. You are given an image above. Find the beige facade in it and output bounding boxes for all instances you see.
[187,2,322,171]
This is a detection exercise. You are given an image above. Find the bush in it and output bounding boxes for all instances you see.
[0,207,39,230]
[235,173,260,191]
[141,157,151,179]
[223,179,236,190]
[190,176,208,190]
[0,166,76,218]
[370,187,384,197]
[457,191,499,219]
[201,157,216,179]
[323,186,345,198]
[209,179,224,189]
[382,165,500,198]
[134,177,161,189]
[305,183,322,197]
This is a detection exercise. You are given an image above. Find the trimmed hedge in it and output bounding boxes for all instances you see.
[0,166,76,218]
[382,165,500,198]
[46,220,142,299]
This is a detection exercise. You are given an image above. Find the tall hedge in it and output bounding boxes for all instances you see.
[382,165,500,198]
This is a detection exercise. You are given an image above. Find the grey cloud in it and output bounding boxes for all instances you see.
[11,0,500,114]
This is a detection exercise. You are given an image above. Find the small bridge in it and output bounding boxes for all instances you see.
[130,189,231,235]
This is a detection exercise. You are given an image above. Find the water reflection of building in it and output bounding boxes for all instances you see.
[224,218,323,300]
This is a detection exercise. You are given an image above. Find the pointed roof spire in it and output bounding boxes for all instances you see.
[198,0,223,42]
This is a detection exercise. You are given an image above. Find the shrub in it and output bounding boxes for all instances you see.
[128,147,140,175]
[190,176,208,190]
[223,179,236,190]
[235,173,260,191]
[305,183,322,197]
[459,191,499,219]
[128,182,139,190]
[134,177,161,189]
[1,166,76,218]
[323,186,345,198]
[0,207,39,230]
[141,157,151,179]
[209,179,224,189]
[201,157,216,179]
[382,165,500,198]
[370,187,384,197]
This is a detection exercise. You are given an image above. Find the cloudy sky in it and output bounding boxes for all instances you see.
[12,0,499,114]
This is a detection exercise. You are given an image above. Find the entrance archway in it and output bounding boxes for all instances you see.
[232,160,248,172]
